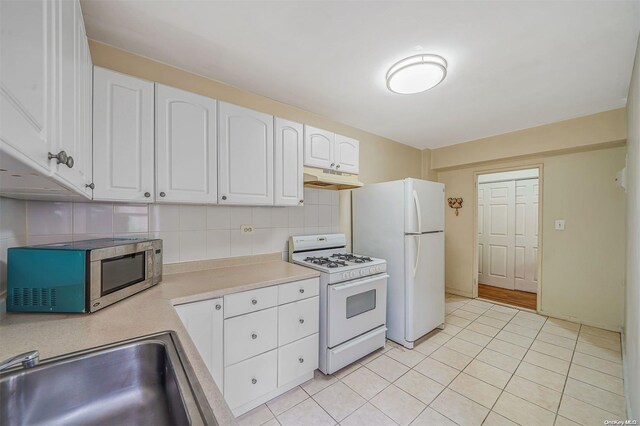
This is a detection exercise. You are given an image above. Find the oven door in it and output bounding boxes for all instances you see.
[327,274,388,348]
[89,242,157,311]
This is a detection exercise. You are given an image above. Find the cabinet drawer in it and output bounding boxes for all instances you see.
[278,297,319,346]
[278,334,319,386]
[224,286,278,318]
[225,349,277,409]
[278,278,319,305]
[224,307,277,366]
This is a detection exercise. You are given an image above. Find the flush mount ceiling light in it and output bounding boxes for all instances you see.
[386,54,448,94]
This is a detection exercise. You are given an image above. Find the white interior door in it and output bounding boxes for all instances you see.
[405,232,445,342]
[478,181,516,289]
[515,178,539,293]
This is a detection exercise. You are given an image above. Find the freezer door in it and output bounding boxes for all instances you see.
[405,178,445,234]
[404,232,445,342]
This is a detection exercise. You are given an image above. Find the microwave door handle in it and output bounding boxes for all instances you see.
[413,235,421,277]
[413,189,422,233]
[331,274,389,291]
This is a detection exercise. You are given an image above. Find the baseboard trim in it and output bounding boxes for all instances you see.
[445,288,473,298]
[537,308,622,333]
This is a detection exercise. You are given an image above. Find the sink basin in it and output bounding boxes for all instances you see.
[0,332,217,426]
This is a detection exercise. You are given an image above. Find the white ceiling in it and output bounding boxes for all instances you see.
[80,0,640,150]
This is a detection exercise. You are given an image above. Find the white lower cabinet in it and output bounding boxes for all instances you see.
[278,296,319,346]
[174,298,224,391]
[278,334,319,386]
[224,350,278,410]
[174,277,319,417]
[224,307,278,366]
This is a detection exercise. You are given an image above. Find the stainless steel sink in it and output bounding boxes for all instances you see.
[0,332,217,426]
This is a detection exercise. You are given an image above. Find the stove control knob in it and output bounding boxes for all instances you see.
[342,273,349,279]
[360,269,366,276]
[350,271,357,278]
[377,266,383,272]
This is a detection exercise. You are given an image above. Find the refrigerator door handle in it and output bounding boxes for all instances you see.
[413,234,421,277]
[413,189,422,233]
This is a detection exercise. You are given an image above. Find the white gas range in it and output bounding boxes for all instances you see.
[289,234,388,374]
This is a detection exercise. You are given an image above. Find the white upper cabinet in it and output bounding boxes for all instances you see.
[334,134,359,174]
[50,0,93,195]
[156,84,217,204]
[274,118,303,206]
[0,0,53,171]
[93,67,155,202]
[303,125,359,174]
[218,102,274,205]
[303,126,334,169]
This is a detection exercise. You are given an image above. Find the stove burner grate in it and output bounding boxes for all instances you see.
[331,253,374,263]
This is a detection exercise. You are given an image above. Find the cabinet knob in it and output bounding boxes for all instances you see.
[299,200,304,204]
[222,195,227,201]
[65,156,74,168]
[299,288,305,294]
[299,318,304,324]
[159,192,166,197]
[251,298,258,305]
[85,183,95,190]
[144,192,151,198]
[251,333,257,340]
[215,304,221,310]
[298,357,304,364]
[251,378,257,385]
[48,150,68,165]
[336,164,340,169]
[330,163,335,168]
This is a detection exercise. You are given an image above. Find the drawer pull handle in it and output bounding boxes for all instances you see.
[251,333,257,340]
[299,318,305,324]
[215,304,221,310]
[299,288,305,294]
[251,378,257,384]
[299,357,304,364]
[251,299,258,305]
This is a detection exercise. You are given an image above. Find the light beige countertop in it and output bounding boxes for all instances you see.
[0,257,320,426]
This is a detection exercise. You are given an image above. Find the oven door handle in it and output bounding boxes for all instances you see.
[331,274,389,292]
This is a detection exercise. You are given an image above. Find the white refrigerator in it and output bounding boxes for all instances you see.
[352,178,445,349]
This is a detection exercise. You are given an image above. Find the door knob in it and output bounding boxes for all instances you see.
[48,151,68,165]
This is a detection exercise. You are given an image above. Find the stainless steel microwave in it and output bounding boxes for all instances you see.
[7,238,162,313]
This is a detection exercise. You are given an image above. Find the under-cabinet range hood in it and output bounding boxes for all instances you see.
[303,166,364,190]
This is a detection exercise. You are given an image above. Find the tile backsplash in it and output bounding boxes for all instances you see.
[21,188,340,263]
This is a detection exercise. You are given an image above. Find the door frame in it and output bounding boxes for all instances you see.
[471,164,544,311]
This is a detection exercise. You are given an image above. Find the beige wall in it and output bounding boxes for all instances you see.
[624,34,639,419]
[89,41,422,251]
[434,123,627,331]
[431,109,626,171]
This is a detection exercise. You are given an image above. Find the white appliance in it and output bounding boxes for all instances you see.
[289,234,388,374]
[352,178,445,349]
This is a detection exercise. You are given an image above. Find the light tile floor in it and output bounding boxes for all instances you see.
[237,294,626,426]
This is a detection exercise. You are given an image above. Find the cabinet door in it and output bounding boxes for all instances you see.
[93,67,154,202]
[218,102,274,205]
[175,298,224,390]
[303,125,334,169]
[334,134,359,174]
[274,118,303,206]
[51,0,89,192]
[156,84,217,203]
[75,2,93,198]
[0,0,54,171]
